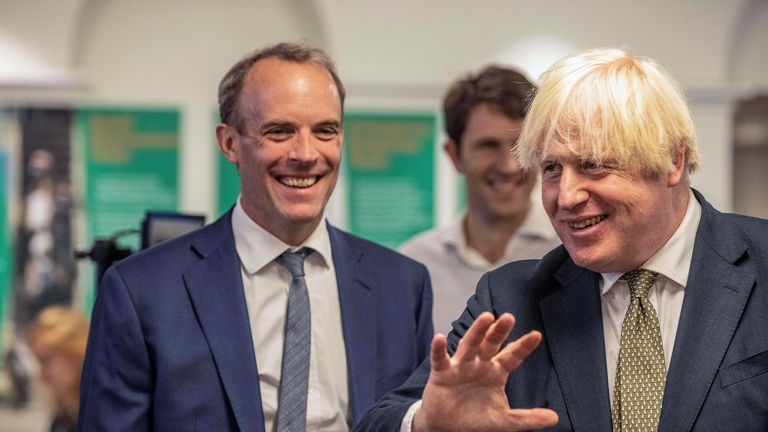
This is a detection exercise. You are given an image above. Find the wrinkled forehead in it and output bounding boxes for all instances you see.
[536,119,618,164]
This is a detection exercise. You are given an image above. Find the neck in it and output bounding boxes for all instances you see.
[240,204,320,247]
[464,204,530,264]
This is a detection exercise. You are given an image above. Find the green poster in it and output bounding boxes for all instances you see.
[77,108,179,304]
[218,150,240,215]
[344,112,436,248]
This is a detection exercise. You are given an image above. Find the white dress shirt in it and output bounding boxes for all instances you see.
[399,203,560,335]
[400,190,702,430]
[232,198,350,431]
[601,189,701,404]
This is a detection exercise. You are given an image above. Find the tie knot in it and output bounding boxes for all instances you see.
[276,248,312,278]
[621,269,658,300]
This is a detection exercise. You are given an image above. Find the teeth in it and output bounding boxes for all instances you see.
[279,176,317,188]
[569,215,606,229]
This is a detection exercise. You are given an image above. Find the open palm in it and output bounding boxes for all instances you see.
[413,312,558,432]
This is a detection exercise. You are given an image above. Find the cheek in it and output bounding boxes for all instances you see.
[541,184,559,211]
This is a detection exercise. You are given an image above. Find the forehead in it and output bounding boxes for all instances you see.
[239,58,342,122]
[464,104,523,136]
[538,136,620,165]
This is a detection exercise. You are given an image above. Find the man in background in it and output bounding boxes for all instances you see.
[79,42,433,431]
[360,48,768,431]
[400,66,558,334]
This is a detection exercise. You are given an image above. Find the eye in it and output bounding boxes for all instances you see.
[473,139,502,151]
[541,162,561,174]
[265,127,294,141]
[582,161,601,170]
[314,126,339,141]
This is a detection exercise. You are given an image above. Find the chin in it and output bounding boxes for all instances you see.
[279,206,325,224]
[564,246,612,273]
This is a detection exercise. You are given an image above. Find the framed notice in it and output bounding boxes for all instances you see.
[77,108,180,304]
[344,112,436,248]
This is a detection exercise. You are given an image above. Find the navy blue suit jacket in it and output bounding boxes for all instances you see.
[78,213,433,431]
[358,190,768,431]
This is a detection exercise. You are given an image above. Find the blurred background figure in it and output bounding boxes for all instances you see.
[16,149,75,330]
[400,66,559,334]
[25,307,88,432]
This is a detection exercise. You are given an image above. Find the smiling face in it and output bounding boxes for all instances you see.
[540,141,688,273]
[216,58,343,245]
[447,104,536,224]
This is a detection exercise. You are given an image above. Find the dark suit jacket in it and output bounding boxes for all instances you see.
[77,213,433,431]
[357,190,768,431]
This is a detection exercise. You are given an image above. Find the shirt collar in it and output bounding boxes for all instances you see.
[442,211,488,269]
[600,189,702,295]
[231,196,332,275]
[440,204,558,269]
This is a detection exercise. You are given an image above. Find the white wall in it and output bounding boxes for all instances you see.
[73,0,326,218]
[2,0,766,221]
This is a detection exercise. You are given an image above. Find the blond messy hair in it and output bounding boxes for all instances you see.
[516,47,698,176]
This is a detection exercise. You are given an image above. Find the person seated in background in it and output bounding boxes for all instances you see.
[26,306,89,432]
[400,66,559,335]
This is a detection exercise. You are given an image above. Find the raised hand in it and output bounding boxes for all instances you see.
[412,312,558,432]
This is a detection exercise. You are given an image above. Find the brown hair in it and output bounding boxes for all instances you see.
[443,65,536,145]
[218,42,346,133]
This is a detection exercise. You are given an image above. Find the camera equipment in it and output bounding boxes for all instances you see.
[75,211,205,286]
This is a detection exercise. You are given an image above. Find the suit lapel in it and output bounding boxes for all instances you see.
[328,225,377,425]
[539,260,612,431]
[183,215,265,432]
[659,194,754,431]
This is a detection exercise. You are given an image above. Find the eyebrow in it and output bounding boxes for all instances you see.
[258,120,296,132]
[314,120,342,129]
[257,119,342,132]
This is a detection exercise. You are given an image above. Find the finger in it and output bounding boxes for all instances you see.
[477,313,516,361]
[495,330,543,373]
[453,312,494,362]
[430,333,451,372]
[506,408,559,430]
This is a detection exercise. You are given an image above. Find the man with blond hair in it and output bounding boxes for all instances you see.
[358,48,768,431]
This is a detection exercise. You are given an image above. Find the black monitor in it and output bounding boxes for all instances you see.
[141,211,205,250]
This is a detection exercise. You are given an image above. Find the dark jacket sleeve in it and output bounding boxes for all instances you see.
[354,272,497,431]
[77,266,153,431]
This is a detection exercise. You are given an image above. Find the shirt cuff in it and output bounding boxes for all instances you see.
[399,400,423,432]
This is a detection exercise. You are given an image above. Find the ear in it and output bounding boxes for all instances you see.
[443,139,464,173]
[216,123,240,165]
[667,147,686,187]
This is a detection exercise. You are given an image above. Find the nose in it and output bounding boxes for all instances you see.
[288,131,319,164]
[557,166,589,209]
[498,147,524,174]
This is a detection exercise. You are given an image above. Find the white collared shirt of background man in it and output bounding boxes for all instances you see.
[400,203,560,335]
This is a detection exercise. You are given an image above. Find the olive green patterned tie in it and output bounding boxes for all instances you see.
[611,269,666,432]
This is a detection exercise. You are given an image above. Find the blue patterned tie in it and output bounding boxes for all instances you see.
[275,248,313,432]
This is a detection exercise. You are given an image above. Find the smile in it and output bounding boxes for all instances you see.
[277,176,318,188]
[568,215,607,229]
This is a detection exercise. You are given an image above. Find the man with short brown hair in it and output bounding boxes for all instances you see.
[400,66,558,335]
[79,42,433,431]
